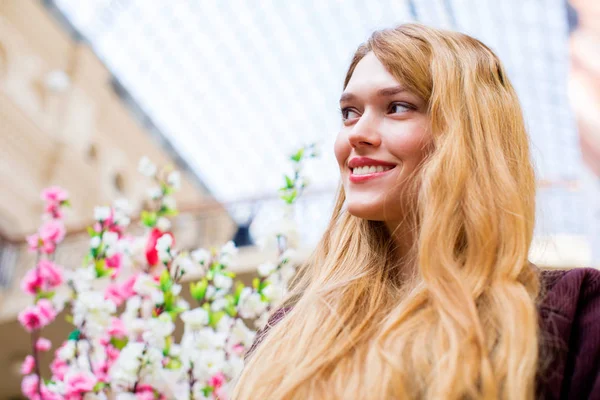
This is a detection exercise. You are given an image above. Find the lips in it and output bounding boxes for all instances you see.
[347,157,397,183]
[348,157,397,169]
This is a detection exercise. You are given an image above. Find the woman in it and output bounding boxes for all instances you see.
[233,24,600,399]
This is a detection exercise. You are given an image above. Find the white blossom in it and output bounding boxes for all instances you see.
[171,283,182,296]
[57,341,76,360]
[89,236,101,249]
[147,186,162,200]
[213,274,233,291]
[257,261,277,277]
[238,290,268,319]
[114,393,137,400]
[94,206,111,222]
[156,217,171,232]
[102,231,119,249]
[156,234,173,262]
[162,196,176,211]
[113,198,132,214]
[68,265,96,292]
[138,157,157,177]
[167,171,181,190]
[181,308,209,330]
[73,291,116,337]
[191,248,211,266]
[220,241,238,264]
[133,274,159,297]
[231,318,256,348]
[262,282,285,303]
[211,297,229,312]
[173,254,196,276]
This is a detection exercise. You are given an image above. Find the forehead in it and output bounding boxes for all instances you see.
[345,52,400,92]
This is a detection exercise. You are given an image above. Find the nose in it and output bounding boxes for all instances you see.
[347,112,382,149]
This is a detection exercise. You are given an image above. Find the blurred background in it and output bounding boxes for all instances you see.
[0,0,598,398]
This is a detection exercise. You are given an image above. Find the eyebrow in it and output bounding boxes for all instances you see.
[339,85,407,103]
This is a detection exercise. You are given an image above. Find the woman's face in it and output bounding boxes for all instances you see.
[334,52,432,225]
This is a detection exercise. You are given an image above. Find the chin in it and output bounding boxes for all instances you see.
[346,200,385,221]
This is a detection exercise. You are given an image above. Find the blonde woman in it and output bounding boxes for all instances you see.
[233,24,600,400]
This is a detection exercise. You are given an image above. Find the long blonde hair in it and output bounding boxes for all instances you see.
[233,23,540,399]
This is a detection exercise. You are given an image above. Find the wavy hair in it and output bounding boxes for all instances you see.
[233,23,540,399]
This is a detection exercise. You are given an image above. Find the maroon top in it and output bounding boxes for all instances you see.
[249,268,600,399]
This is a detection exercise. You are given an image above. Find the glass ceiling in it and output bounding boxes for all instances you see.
[50,0,589,250]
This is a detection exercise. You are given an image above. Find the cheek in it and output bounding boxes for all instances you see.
[334,132,350,168]
[386,125,431,165]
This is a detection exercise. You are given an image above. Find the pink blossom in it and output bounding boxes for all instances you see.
[21,374,40,399]
[36,337,52,352]
[41,186,69,204]
[215,386,228,400]
[44,203,64,219]
[93,360,110,383]
[107,317,127,338]
[121,275,137,297]
[106,345,120,362]
[37,299,57,325]
[18,306,45,332]
[105,283,125,306]
[41,385,63,400]
[38,220,66,254]
[106,252,123,278]
[38,260,64,289]
[135,384,155,400]
[232,343,245,356]
[20,269,43,295]
[50,357,68,381]
[209,372,226,389]
[64,371,96,397]
[21,355,35,375]
[26,234,41,253]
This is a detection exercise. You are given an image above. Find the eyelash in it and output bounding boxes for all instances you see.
[340,102,414,121]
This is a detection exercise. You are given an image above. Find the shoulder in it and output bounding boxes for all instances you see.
[537,268,600,399]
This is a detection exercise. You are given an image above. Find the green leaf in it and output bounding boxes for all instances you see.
[284,175,295,189]
[165,357,182,370]
[258,280,270,292]
[65,314,74,324]
[290,148,304,163]
[95,259,109,278]
[163,208,179,217]
[252,278,260,290]
[60,199,71,207]
[208,310,225,328]
[223,270,236,278]
[280,189,297,204]
[110,336,128,350]
[163,291,174,310]
[234,282,245,304]
[190,278,208,301]
[225,303,237,317]
[68,329,81,341]
[159,269,172,292]
[93,382,107,392]
[86,227,96,237]
[141,210,158,228]
[35,291,55,302]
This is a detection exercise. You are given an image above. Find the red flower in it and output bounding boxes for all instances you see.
[145,228,174,267]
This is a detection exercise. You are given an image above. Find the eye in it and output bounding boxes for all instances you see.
[341,107,360,121]
[388,103,412,114]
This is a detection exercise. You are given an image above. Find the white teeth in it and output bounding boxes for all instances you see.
[352,165,393,175]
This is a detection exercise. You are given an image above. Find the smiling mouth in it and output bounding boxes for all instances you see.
[349,165,396,182]
[351,165,395,175]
